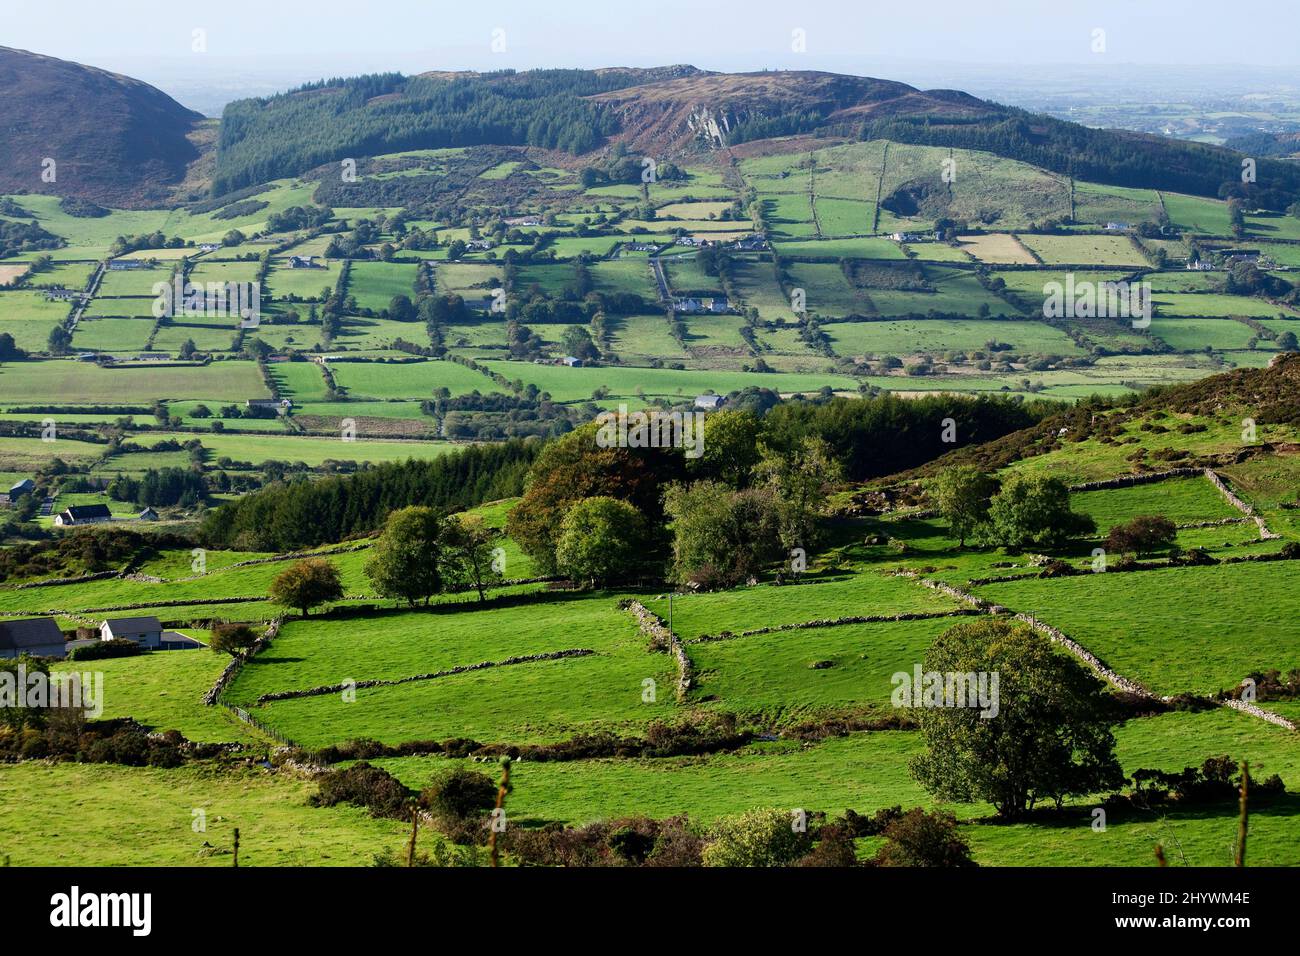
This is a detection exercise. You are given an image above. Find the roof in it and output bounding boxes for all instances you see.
[0,617,64,651]
[8,479,33,493]
[60,504,112,520]
[102,616,164,636]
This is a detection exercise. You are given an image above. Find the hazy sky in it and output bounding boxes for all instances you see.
[7,0,1300,112]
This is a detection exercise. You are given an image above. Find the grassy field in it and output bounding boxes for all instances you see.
[0,360,267,405]
[973,560,1300,697]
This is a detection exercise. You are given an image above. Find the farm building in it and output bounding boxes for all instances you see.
[198,243,221,252]
[560,356,583,367]
[9,478,34,497]
[54,504,112,527]
[107,259,147,270]
[137,507,159,521]
[246,398,292,411]
[0,617,66,659]
[288,256,320,269]
[694,394,725,411]
[100,617,163,648]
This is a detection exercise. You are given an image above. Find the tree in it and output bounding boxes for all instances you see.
[364,506,444,607]
[554,496,646,587]
[662,480,780,588]
[560,325,599,361]
[1278,330,1298,351]
[269,558,344,617]
[506,422,680,574]
[873,809,976,867]
[702,808,811,867]
[1105,514,1176,558]
[388,294,416,322]
[688,409,763,488]
[754,436,843,552]
[931,467,998,547]
[47,325,72,355]
[209,623,259,658]
[910,619,1124,819]
[978,474,1095,550]
[439,514,502,602]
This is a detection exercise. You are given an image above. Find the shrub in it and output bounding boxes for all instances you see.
[69,640,145,661]
[873,809,976,867]
[420,767,497,823]
[310,762,412,819]
[702,807,812,867]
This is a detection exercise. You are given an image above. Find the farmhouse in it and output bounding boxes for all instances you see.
[560,355,583,367]
[1186,259,1215,271]
[99,617,163,648]
[694,394,725,411]
[43,288,80,301]
[674,296,731,313]
[288,255,320,269]
[503,216,541,227]
[0,617,66,659]
[733,234,768,250]
[246,398,293,411]
[890,232,920,242]
[1104,222,1131,232]
[198,243,221,252]
[53,503,112,527]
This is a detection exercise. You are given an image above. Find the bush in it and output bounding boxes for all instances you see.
[420,767,497,823]
[702,807,812,867]
[69,640,146,661]
[873,808,976,867]
[310,762,412,819]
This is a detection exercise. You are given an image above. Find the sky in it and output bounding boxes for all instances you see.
[6,0,1300,112]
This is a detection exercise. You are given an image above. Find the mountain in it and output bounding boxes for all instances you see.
[211,64,1300,207]
[0,46,203,207]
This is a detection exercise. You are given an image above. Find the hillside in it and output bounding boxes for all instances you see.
[207,64,1300,207]
[0,46,203,207]
[887,354,1300,486]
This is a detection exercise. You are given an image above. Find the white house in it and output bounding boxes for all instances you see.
[100,616,164,649]
[694,394,725,411]
[54,504,112,527]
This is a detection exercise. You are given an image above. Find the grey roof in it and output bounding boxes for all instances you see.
[9,479,33,494]
[102,616,163,635]
[0,617,65,651]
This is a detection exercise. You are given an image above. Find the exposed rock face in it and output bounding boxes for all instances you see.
[590,70,1001,157]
